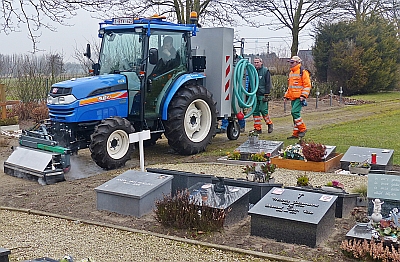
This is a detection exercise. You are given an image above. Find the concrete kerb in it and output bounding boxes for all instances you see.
[1,206,311,262]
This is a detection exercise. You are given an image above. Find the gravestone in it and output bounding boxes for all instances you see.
[188,181,251,226]
[95,170,173,217]
[367,172,400,217]
[286,186,358,218]
[340,146,394,171]
[22,258,58,262]
[211,176,283,205]
[146,168,213,196]
[249,187,337,247]
[235,140,283,159]
[346,223,372,241]
[0,247,10,262]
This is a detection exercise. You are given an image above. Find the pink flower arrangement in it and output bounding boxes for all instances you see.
[332,180,344,189]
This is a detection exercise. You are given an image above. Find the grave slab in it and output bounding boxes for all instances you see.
[188,182,251,226]
[346,223,372,241]
[211,177,283,205]
[286,186,358,218]
[340,146,394,171]
[235,140,284,159]
[146,168,213,196]
[22,258,58,262]
[0,247,10,262]
[95,170,173,217]
[249,187,337,247]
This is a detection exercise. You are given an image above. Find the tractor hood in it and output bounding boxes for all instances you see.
[51,74,127,100]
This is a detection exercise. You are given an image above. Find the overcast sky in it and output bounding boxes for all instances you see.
[0,10,314,63]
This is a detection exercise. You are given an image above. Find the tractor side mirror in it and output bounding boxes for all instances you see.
[84,44,91,59]
[149,48,158,65]
[92,63,100,75]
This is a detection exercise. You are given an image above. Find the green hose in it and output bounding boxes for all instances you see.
[231,57,258,119]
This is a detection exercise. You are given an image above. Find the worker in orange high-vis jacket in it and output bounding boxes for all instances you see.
[284,56,311,139]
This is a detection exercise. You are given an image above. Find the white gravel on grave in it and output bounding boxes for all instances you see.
[145,162,368,193]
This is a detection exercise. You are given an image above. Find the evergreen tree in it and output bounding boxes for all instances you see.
[313,16,400,95]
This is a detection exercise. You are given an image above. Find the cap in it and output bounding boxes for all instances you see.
[288,56,302,63]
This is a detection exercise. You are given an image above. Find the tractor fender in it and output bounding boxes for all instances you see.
[161,73,206,120]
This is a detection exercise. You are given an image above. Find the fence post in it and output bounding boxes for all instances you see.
[0,84,6,119]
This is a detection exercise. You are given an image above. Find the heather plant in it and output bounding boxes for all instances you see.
[154,190,226,232]
[340,239,400,261]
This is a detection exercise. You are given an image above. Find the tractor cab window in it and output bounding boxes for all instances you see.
[99,31,143,75]
[148,31,187,77]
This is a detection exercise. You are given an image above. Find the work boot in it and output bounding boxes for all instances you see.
[253,129,262,134]
[287,135,299,139]
[298,130,307,137]
[267,124,273,133]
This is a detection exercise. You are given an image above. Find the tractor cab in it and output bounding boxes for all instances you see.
[86,16,198,132]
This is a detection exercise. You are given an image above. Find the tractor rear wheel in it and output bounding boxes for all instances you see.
[89,117,135,170]
[163,84,217,155]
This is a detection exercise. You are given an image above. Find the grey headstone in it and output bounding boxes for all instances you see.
[340,146,394,171]
[95,170,173,217]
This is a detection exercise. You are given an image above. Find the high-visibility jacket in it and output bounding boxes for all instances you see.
[284,64,311,100]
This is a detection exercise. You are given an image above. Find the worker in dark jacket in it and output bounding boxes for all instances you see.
[252,57,273,134]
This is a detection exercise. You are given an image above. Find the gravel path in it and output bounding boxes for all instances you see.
[1,209,274,262]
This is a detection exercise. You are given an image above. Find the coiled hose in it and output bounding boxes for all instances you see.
[231,57,259,119]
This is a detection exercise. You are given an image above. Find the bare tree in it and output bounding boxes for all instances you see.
[244,0,340,56]
[114,0,258,27]
[338,0,398,20]
[0,0,128,53]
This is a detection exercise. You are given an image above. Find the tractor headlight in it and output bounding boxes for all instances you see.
[47,95,77,105]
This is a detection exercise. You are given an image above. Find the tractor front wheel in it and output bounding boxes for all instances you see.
[89,117,135,170]
[163,85,217,155]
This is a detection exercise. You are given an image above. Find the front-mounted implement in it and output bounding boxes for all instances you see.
[4,130,71,185]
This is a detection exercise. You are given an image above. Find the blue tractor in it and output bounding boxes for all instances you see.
[4,14,243,184]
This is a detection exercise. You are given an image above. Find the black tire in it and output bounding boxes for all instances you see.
[143,132,162,147]
[163,84,217,155]
[89,117,135,170]
[227,121,240,140]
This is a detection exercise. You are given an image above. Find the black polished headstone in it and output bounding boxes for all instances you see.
[0,248,10,262]
[188,182,251,226]
[211,177,283,205]
[146,168,213,196]
[340,146,394,171]
[286,186,358,218]
[249,187,337,247]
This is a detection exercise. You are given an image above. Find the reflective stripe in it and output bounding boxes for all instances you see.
[289,86,303,89]
[290,73,301,77]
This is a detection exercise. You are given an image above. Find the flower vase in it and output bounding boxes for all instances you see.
[248,136,259,145]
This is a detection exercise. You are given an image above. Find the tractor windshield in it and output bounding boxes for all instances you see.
[99,31,143,75]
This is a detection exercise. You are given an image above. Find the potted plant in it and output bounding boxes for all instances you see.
[296,173,311,187]
[281,144,304,160]
[349,160,371,175]
[321,180,345,193]
[301,141,326,162]
[226,150,241,160]
[243,162,276,183]
[247,130,259,144]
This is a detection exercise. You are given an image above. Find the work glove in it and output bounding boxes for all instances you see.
[263,94,271,102]
[301,99,308,107]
